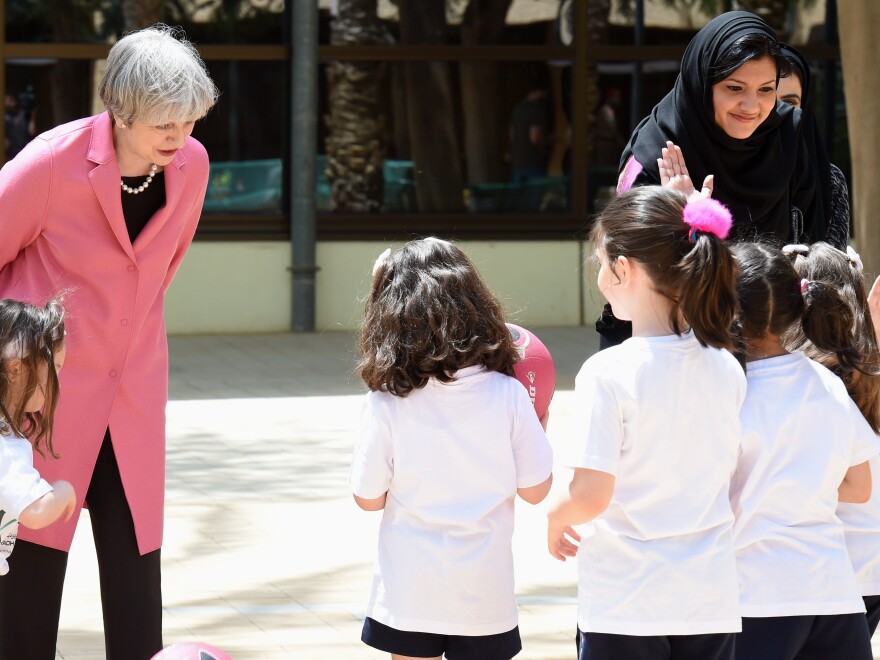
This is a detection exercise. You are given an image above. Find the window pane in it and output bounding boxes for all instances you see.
[199,61,286,215]
[5,59,96,161]
[319,0,568,46]
[6,2,120,44]
[318,60,572,214]
[6,0,285,44]
[5,58,285,217]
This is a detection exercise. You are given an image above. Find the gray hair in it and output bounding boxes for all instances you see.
[99,24,219,126]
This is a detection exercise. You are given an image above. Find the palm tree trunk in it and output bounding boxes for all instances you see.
[459,0,513,185]
[325,0,387,212]
[585,0,611,164]
[737,0,791,35]
[122,0,164,31]
[397,0,465,212]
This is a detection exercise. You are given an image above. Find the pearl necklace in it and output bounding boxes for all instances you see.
[121,164,158,195]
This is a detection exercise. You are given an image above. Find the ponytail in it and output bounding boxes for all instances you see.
[677,233,738,350]
[799,279,863,372]
[593,187,738,350]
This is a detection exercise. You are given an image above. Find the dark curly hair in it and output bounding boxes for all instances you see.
[0,298,66,457]
[358,238,519,396]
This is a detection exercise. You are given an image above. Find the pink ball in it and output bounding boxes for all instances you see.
[151,643,232,660]
[507,323,556,421]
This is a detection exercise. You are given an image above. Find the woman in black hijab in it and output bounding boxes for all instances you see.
[617,11,829,243]
[598,11,832,347]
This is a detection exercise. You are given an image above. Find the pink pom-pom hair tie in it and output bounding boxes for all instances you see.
[800,278,811,294]
[683,197,734,243]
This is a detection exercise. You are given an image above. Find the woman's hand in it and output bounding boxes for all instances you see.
[658,141,714,201]
[868,274,880,346]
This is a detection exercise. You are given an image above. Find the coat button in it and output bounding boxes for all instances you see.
[120,319,128,326]
[127,265,135,272]
[109,370,117,377]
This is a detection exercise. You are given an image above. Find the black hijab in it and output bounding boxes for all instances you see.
[619,11,828,244]
[781,43,833,226]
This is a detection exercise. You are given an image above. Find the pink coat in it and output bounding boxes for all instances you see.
[0,112,208,553]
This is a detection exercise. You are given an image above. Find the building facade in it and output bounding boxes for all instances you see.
[2,0,844,332]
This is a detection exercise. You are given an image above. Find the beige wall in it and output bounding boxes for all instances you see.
[165,240,600,334]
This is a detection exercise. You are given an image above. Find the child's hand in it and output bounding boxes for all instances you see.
[547,514,580,562]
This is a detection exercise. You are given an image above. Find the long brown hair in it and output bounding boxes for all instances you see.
[591,186,738,350]
[782,242,880,432]
[0,299,66,457]
[358,238,519,396]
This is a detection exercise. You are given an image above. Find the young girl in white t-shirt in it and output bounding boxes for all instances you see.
[730,242,878,660]
[0,299,75,576]
[548,186,744,660]
[782,242,880,639]
[351,237,553,660]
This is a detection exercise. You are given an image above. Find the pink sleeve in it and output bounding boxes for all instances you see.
[0,139,52,271]
[616,156,643,196]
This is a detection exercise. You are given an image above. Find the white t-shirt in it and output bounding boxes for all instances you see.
[732,353,879,617]
[350,366,552,635]
[564,332,745,636]
[0,435,53,576]
[839,456,880,596]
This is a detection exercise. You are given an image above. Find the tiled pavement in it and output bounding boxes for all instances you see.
[52,327,880,658]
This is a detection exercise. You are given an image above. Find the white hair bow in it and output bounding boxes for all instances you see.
[781,244,810,256]
[846,245,864,271]
[372,248,391,276]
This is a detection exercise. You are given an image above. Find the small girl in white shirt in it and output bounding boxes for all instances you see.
[351,237,553,660]
[548,186,744,660]
[783,241,880,638]
[730,242,878,660]
[0,299,75,576]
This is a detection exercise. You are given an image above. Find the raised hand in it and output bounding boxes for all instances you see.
[868,274,880,346]
[658,141,713,201]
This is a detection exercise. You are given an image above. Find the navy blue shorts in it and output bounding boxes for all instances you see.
[362,617,521,659]
[864,596,880,637]
[735,614,872,660]
[576,628,734,660]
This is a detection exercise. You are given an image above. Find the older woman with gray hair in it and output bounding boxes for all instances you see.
[0,25,218,659]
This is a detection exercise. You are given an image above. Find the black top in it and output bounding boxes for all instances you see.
[782,43,847,250]
[619,11,830,245]
[120,171,166,243]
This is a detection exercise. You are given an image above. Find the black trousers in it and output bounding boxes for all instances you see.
[863,595,880,637]
[0,431,163,659]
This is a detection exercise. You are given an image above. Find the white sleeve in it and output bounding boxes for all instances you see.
[350,393,393,499]
[0,441,52,518]
[848,398,880,467]
[567,363,623,475]
[510,384,552,488]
